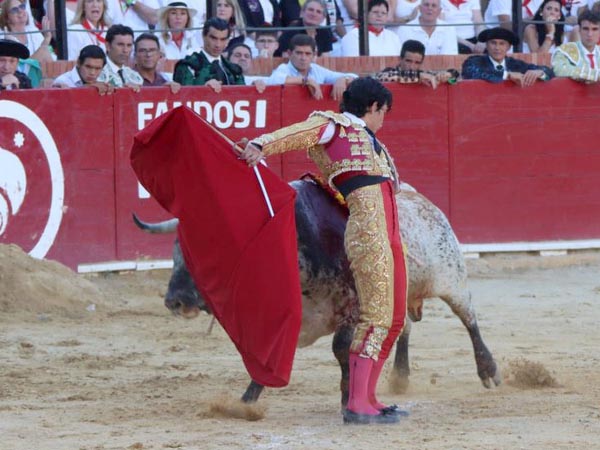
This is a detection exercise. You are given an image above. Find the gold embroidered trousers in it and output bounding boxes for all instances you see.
[344,181,408,361]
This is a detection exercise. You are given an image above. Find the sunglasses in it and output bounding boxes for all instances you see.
[8,3,26,14]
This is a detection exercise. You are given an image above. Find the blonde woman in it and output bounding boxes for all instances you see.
[67,0,111,60]
[0,0,53,63]
[158,1,199,60]
[213,0,251,49]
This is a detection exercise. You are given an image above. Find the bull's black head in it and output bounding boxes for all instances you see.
[165,239,211,318]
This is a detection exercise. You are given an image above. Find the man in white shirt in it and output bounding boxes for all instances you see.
[396,0,458,55]
[53,44,114,94]
[340,0,402,56]
[105,0,160,33]
[484,0,512,29]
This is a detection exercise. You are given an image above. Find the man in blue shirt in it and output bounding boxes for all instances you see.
[266,34,357,100]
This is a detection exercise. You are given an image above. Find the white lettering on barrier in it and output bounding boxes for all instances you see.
[136,99,268,130]
[137,102,154,131]
[136,99,269,199]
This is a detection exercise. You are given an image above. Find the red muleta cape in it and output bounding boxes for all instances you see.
[130,106,302,387]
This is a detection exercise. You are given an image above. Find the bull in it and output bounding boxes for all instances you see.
[134,178,500,407]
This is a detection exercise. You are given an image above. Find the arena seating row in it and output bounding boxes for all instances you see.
[39,54,552,85]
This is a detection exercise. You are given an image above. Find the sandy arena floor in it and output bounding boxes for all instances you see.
[1,244,599,449]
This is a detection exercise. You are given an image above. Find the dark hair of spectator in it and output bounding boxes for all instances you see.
[400,39,425,58]
[368,0,389,13]
[228,42,252,58]
[203,17,231,37]
[301,0,326,12]
[78,45,107,65]
[256,28,278,39]
[135,33,160,51]
[106,24,134,44]
[289,34,316,52]
[340,77,392,117]
[578,10,600,26]
[532,0,564,47]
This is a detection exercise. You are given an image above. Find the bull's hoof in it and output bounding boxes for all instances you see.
[380,404,410,417]
[388,371,410,394]
[481,366,502,389]
[343,410,400,425]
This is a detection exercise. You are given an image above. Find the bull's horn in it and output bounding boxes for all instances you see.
[132,213,179,233]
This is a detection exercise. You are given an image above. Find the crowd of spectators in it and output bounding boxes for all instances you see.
[2,0,600,91]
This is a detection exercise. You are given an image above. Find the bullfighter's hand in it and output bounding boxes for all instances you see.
[233,138,249,154]
[240,142,264,167]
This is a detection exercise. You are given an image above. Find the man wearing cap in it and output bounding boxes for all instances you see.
[52,45,113,95]
[173,17,245,90]
[462,27,554,86]
[552,10,600,83]
[0,39,32,90]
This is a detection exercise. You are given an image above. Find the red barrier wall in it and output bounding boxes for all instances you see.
[0,90,115,268]
[448,80,600,242]
[1,79,599,270]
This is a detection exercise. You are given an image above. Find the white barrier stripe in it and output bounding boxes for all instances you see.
[76,240,600,273]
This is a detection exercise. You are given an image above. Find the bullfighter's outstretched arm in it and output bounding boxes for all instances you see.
[251,115,332,157]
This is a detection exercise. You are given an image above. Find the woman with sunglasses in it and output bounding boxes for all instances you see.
[0,0,53,63]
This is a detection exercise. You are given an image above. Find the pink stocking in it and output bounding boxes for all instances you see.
[368,357,388,410]
[346,353,380,415]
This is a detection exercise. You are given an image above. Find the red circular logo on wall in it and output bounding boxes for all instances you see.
[0,100,64,258]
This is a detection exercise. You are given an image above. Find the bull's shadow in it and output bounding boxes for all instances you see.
[134,178,500,407]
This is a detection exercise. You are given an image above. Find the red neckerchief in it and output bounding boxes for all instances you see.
[354,24,384,36]
[172,32,184,49]
[522,0,533,16]
[448,0,467,8]
[81,19,106,44]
